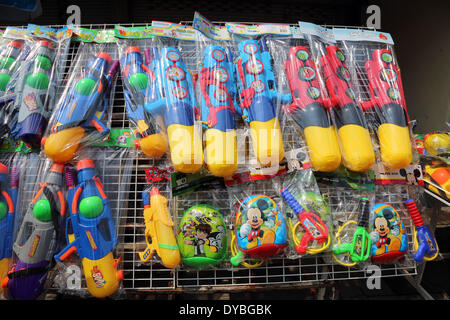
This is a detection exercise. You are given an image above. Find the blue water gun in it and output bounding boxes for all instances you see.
[199,45,238,177]
[43,52,119,163]
[0,163,19,297]
[404,198,439,262]
[145,47,203,173]
[15,40,55,147]
[55,159,122,298]
[234,39,291,166]
[120,46,168,158]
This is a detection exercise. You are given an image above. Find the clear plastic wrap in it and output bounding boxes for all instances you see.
[3,155,64,300]
[225,23,292,169]
[280,167,333,258]
[299,22,375,173]
[115,25,169,159]
[171,169,229,269]
[137,167,181,270]
[43,30,119,163]
[0,151,22,299]
[227,176,287,268]
[334,28,414,170]
[52,147,131,298]
[12,24,72,148]
[146,21,204,174]
[193,13,238,178]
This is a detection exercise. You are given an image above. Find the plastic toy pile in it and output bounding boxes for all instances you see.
[0,12,445,300]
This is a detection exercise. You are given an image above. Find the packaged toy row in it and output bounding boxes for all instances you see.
[0,146,131,300]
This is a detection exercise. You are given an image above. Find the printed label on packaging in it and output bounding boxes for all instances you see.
[333,27,394,45]
[284,147,312,172]
[298,21,335,43]
[114,25,153,39]
[90,128,135,148]
[0,138,39,154]
[73,28,116,43]
[226,22,292,36]
[171,169,226,196]
[145,167,172,183]
[315,168,375,191]
[373,162,423,186]
[3,26,28,39]
[151,21,197,41]
[193,12,231,40]
[27,24,73,41]
[291,26,304,39]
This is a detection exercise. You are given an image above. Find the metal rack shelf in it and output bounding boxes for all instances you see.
[3,22,419,297]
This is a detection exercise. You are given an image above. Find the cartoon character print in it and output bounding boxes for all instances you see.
[206,225,225,253]
[370,206,404,256]
[184,223,211,255]
[239,198,282,249]
[115,131,131,145]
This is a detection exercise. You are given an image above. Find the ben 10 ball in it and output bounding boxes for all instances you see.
[177,205,227,268]
[235,195,287,258]
[369,203,408,264]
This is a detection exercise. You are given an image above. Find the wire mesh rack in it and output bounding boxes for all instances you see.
[2,21,418,297]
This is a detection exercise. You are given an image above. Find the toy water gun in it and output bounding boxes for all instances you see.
[2,163,65,300]
[0,40,23,95]
[404,199,439,262]
[281,187,330,254]
[199,45,238,177]
[423,132,450,156]
[54,159,122,298]
[15,40,55,147]
[138,187,180,269]
[423,165,450,201]
[283,46,341,172]
[0,164,19,297]
[361,49,412,169]
[320,45,375,172]
[43,52,119,163]
[145,47,203,173]
[121,46,168,158]
[333,197,371,266]
[234,39,291,167]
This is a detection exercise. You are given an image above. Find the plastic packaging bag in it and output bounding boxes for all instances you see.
[280,165,333,258]
[170,169,229,269]
[275,28,342,173]
[43,29,119,163]
[299,22,375,173]
[52,147,131,298]
[334,28,414,169]
[227,176,287,268]
[226,23,292,168]
[147,21,204,174]
[13,24,72,148]
[115,25,169,159]
[193,13,239,178]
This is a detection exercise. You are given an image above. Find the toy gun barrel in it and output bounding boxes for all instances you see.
[0,40,23,94]
[153,47,203,173]
[138,187,180,269]
[404,198,438,262]
[55,159,122,298]
[43,53,117,163]
[363,49,412,169]
[321,45,375,172]
[200,45,237,177]
[283,46,341,172]
[17,40,55,148]
[280,188,306,218]
[235,39,285,167]
[121,46,168,158]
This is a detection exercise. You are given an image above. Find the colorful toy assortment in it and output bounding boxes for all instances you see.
[0,15,445,300]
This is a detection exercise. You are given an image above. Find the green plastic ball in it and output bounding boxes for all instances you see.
[0,57,15,70]
[36,56,52,71]
[0,73,12,91]
[33,199,52,222]
[26,72,50,90]
[0,202,7,220]
[128,73,148,90]
[75,78,97,96]
[79,196,103,219]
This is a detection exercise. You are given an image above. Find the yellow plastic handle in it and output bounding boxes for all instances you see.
[82,252,120,298]
[167,123,204,173]
[205,128,238,178]
[249,117,284,167]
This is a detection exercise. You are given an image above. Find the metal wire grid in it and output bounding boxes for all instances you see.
[3,22,418,295]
